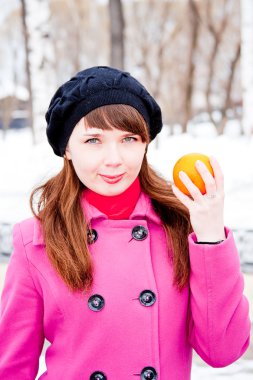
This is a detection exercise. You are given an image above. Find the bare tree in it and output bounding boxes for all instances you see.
[0,0,240,139]
[181,0,200,133]
[65,0,84,73]
[20,0,35,143]
[218,42,241,134]
[109,0,125,69]
[240,0,253,136]
[0,96,17,138]
[205,0,231,130]
[127,0,183,141]
[49,1,109,82]
[0,11,19,137]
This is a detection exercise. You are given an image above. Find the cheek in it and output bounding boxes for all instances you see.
[71,153,97,176]
[71,162,98,187]
[127,146,146,167]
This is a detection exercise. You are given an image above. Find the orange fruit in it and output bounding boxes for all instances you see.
[172,153,214,195]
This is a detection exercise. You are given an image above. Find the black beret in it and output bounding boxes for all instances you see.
[45,66,163,156]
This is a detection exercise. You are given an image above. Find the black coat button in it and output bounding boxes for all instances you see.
[141,367,157,380]
[139,290,156,306]
[132,225,148,241]
[87,229,98,244]
[90,371,107,380]
[88,294,105,311]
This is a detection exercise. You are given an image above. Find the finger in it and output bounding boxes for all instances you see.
[195,160,216,195]
[178,171,203,202]
[209,155,224,193]
[171,184,193,209]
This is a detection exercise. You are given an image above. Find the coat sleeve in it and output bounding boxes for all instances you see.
[0,223,44,379]
[187,227,251,367]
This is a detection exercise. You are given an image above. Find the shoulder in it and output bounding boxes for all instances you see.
[13,216,41,246]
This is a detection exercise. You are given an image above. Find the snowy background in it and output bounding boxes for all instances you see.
[1,0,253,377]
[0,122,252,379]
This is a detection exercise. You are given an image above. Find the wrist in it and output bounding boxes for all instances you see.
[196,231,226,243]
[195,240,224,245]
[196,237,226,243]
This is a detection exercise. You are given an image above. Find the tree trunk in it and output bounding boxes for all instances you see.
[20,0,54,144]
[20,0,35,143]
[240,0,253,136]
[218,43,241,135]
[1,96,16,139]
[181,0,200,133]
[205,0,230,130]
[109,0,125,69]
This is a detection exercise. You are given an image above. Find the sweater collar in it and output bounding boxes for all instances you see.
[83,177,141,220]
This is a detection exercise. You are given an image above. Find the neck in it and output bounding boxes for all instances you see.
[84,177,141,219]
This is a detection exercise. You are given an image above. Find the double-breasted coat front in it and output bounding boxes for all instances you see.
[0,192,250,379]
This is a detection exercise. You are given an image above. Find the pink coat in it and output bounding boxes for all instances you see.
[0,192,250,379]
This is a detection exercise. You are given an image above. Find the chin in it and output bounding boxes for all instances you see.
[103,183,129,196]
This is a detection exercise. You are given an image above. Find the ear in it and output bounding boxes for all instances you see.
[64,145,72,160]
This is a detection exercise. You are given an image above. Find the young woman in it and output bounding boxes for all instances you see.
[0,66,250,380]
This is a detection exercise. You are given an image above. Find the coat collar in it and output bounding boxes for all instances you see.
[33,191,161,246]
[81,191,161,225]
[33,218,45,246]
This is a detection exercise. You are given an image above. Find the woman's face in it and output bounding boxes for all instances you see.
[65,119,147,196]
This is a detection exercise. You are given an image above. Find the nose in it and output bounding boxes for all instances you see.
[104,143,122,167]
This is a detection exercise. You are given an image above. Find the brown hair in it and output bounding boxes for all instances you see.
[30,104,192,293]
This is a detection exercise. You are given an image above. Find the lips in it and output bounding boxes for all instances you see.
[100,173,125,184]
[100,174,124,179]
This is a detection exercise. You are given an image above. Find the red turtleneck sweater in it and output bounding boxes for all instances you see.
[84,177,141,220]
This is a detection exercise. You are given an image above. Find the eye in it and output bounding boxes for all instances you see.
[85,138,100,144]
[123,136,137,142]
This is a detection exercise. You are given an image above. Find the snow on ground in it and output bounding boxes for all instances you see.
[0,128,62,223]
[191,359,253,379]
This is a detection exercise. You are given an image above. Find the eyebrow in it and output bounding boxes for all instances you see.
[82,133,102,137]
[81,132,137,137]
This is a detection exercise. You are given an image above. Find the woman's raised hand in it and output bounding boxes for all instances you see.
[172,156,226,242]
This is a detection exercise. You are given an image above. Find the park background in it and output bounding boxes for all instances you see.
[0,0,253,378]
